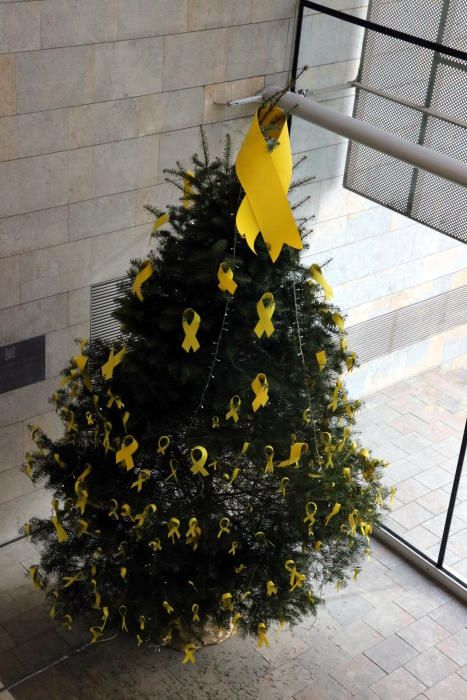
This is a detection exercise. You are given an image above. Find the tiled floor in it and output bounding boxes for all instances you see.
[355,366,467,581]
[0,536,466,699]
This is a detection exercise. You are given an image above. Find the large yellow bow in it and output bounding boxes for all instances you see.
[235,106,302,262]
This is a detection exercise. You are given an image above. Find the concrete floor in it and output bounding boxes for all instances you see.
[0,536,466,699]
[356,367,467,580]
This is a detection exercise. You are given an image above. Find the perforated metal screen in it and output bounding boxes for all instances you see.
[344,0,467,243]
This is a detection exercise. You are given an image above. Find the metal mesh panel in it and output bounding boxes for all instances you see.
[344,0,467,244]
[90,277,128,344]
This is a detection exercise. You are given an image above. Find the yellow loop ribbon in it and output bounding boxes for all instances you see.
[54,453,66,469]
[348,509,359,536]
[346,352,357,372]
[264,445,275,474]
[183,170,194,208]
[192,604,200,623]
[101,345,126,381]
[120,567,127,579]
[165,458,178,482]
[86,411,94,426]
[251,373,269,412]
[163,600,174,614]
[309,263,333,300]
[152,212,169,235]
[343,467,351,480]
[304,501,317,534]
[212,416,220,429]
[226,395,241,423]
[116,435,138,470]
[266,580,278,596]
[91,579,101,610]
[74,481,88,515]
[257,622,269,648]
[62,408,78,434]
[120,503,134,520]
[102,421,113,454]
[107,389,125,409]
[157,435,170,455]
[134,504,157,529]
[139,615,146,630]
[235,564,247,574]
[279,442,308,468]
[190,446,209,477]
[63,614,73,630]
[223,467,240,484]
[302,407,311,424]
[316,350,327,371]
[28,565,43,590]
[63,573,83,588]
[182,643,197,664]
[182,308,201,352]
[119,605,128,632]
[217,517,231,538]
[167,517,181,543]
[149,538,162,551]
[229,541,238,556]
[254,292,276,338]
[217,262,238,295]
[332,313,345,332]
[221,592,234,611]
[325,503,342,526]
[131,469,151,492]
[236,106,302,262]
[51,499,68,543]
[122,411,130,432]
[132,260,154,302]
[285,560,306,592]
[186,517,202,550]
[108,499,119,520]
[279,476,289,497]
[328,380,343,412]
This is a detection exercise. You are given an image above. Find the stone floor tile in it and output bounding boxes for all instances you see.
[360,576,406,609]
[370,666,426,700]
[10,628,71,675]
[390,502,433,530]
[425,672,467,699]
[256,627,308,666]
[365,601,415,637]
[297,636,350,675]
[423,513,465,537]
[416,489,451,516]
[0,624,15,652]
[2,604,55,645]
[385,459,424,482]
[393,479,431,505]
[414,466,453,490]
[264,658,314,698]
[391,414,428,435]
[397,616,451,653]
[405,647,459,688]
[352,689,380,700]
[393,433,432,455]
[0,648,27,686]
[330,653,386,695]
[436,628,467,666]
[364,634,418,673]
[294,673,351,699]
[331,620,384,656]
[325,591,375,627]
[403,525,440,552]
[457,664,467,680]
[394,586,449,619]
[429,599,467,633]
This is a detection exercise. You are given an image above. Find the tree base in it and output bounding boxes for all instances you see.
[167,620,234,651]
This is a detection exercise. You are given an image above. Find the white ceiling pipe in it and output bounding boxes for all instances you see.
[263,86,467,189]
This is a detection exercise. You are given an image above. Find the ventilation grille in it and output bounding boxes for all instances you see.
[344,0,467,244]
[346,285,467,363]
[90,277,129,344]
[91,278,467,365]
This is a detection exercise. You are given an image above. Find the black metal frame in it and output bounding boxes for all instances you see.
[291,0,467,592]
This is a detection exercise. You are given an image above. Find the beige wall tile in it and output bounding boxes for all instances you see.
[1,109,69,161]
[163,28,228,90]
[0,487,49,543]
[250,0,297,22]
[21,238,91,302]
[203,77,265,123]
[187,0,251,31]
[0,294,68,346]
[23,410,63,455]
[0,466,36,507]
[0,206,68,258]
[116,0,188,39]
[0,255,20,310]
[138,87,205,136]
[225,20,290,80]
[67,286,90,326]
[41,0,117,48]
[0,55,16,116]
[90,224,149,284]
[69,98,140,149]
[0,377,57,427]
[69,190,137,241]
[45,322,89,379]
[0,423,24,473]
[0,2,41,53]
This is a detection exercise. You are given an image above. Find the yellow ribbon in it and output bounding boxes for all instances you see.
[328,380,343,411]
[28,565,43,590]
[235,564,247,574]
[251,373,269,412]
[346,352,357,372]
[285,560,305,591]
[212,416,220,429]
[348,509,359,536]
[182,308,201,352]
[232,612,242,631]
[48,591,59,619]
[316,350,327,371]
[340,336,348,352]
[89,606,109,644]
[221,592,234,611]
[91,579,101,609]
[241,442,250,454]
[23,522,31,537]
[309,263,333,300]
[257,622,269,648]
[235,106,302,262]
[217,262,238,295]
[106,389,125,409]
[279,442,308,468]
[163,600,174,614]
[62,408,78,434]
[185,517,202,550]
[149,539,162,551]
[217,517,231,538]
[54,453,66,469]
[116,435,138,470]
[132,260,154,302]
[63,573,83,588]
[226,395,241,423]
[51,499,68,543]
[303,501,317,534]
[157,435,170,455]
[131,469,151,492]
[264,445,275,474]
[63,614,73,630]
[108,499,119,520]
[229,541,238,556]
[101,346,126,381]
[119,605,128,632]
[120,567,127,579]
[343,467,351,480]
[302,407,311,424]
[74,481,88,515]
[183,170,194,208]
[165,458,178,482]
[182,643,197,664]
[325,502,341,526]
[223,467,240,484]
[167,517,181,543]
[122,411,130,432]
[254,292,276,338]
[266,581,278,597]
[152,212,169,234]
[192,604,200,623]
[332,313,345,332]
[279,477,289,497]
[190,446,209,477]
[121,503,134,520]
[134,504,157,529]
[102,421,113,454]
[85,411,94,426]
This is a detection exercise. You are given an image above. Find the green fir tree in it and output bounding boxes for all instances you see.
[22,109,390,658]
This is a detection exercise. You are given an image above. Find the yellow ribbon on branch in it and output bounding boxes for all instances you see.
[131,469,151,492]
[226,395,241,423]
[254,292,276,338]
[182,308,201,352]
[235,106,302,262]
[316,350,327,371]
[217,262,237,295]
[309,264,333,300]
[325,502,341,526]
[183,170,194,208]
[264,445,275,474]
[182,643,197,664]
[278,442,308,468]
[167,517,181,543]
[51,499,68,543]
[157,435,170,455]
[101,346,126,381]
[266,581,278,596]
[257,623,269,648]
[285,560,306,592]
[132,260,154,302]
[186,517,202,550]
[116,435,138,470]
[217,517,231,538]
[152,212,169,234]
[251,373,269,412]
[190,446,209,477]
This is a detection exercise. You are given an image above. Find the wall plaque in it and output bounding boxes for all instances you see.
[0,336,46,394]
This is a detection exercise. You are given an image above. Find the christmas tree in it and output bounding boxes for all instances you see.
[22,103,390,662]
